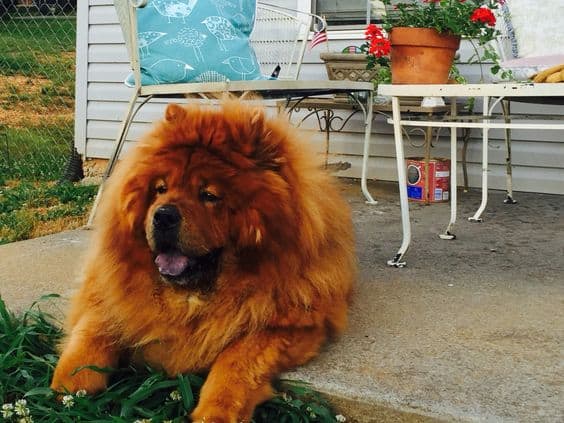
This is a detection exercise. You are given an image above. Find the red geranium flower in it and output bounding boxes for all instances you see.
[365,23,384,38]
[369,38,391,58]
[470,7,496,27]
[365,24,390,58]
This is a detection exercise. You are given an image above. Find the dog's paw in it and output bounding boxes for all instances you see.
[50,364,107,396]
[192,414,231,423]
[191,407,239,423]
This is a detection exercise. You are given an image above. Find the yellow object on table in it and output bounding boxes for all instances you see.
[532,64,564,82]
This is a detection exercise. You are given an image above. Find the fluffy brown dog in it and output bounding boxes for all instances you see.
[51,100,355,422]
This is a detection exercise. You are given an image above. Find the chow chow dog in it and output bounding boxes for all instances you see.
[51,100,355,422]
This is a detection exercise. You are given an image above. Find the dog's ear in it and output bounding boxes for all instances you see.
[165,103,186,122]
[95,162,150,243]
[119,176,151,236]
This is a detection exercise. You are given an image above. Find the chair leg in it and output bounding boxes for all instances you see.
[501,99,517,204]
[86,90,141,228]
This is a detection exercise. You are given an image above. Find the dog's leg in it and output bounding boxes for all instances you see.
[51,316,119,395]
[191,327,326,423]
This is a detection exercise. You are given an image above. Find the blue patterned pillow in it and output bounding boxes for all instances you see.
[126,0,266,86]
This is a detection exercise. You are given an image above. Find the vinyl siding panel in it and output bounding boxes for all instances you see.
[77,0,564,195]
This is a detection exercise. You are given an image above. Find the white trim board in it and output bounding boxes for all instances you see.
[74,0,89,155]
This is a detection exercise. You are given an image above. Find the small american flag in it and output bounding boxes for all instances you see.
[308,25,328,50]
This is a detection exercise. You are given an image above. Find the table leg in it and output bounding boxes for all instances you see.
[440,98,458,240]
[323,109,330,169]
[502,99,517,204]
[469,96,490,222]
[360,90,377,205]
[461,127,472,192]
[424,119,432,205]
[387,95,410,268]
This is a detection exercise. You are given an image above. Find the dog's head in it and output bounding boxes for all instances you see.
[101,101,305,291]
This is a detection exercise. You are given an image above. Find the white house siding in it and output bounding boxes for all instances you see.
[78,0,564,195]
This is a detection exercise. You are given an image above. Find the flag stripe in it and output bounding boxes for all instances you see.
[309,29,328,50]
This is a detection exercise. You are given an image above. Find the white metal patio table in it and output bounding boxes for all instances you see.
[377,83,564,267]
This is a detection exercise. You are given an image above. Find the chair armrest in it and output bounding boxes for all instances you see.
[130,0,148,7]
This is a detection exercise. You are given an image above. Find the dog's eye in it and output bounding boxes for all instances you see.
[199,190,220,204]
[156,184,167,194]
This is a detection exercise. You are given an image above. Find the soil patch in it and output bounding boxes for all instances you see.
[0,75,73,127]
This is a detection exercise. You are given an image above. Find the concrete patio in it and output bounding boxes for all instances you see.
[1,180,563,422]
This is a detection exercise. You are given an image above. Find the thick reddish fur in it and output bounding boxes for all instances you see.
[51,100,356,422]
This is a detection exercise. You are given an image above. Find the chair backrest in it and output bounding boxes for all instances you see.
[251,3,318,80]
[493,2,518,63]
[113,0,323,85]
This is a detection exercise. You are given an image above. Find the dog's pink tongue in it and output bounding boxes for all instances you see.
[155,253,190,276]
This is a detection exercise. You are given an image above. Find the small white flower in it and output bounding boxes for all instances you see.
[18,417,34,423]
[61,395,75,409]
[133,419,152,423]
[2,403,14,418]
[14,399,30,417]
[335,414,347,422]
[169,390,182,401]
[75,389,87,398]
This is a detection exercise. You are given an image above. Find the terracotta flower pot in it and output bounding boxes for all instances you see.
[389,27,461,84]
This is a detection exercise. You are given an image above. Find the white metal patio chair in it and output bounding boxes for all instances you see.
[87,0,375,226]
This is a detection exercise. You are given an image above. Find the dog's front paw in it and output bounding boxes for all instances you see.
[191,417,229,423]
[191,406,238,423]
[51,361,107,395]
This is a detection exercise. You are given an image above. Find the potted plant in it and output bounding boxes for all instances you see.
[364,0,505,84]
[321,46,382,84]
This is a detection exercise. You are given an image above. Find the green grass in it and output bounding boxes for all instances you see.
[0,15,79,243]
[0,16,75,119]
[0,17,75,84]
[0,181,97,244]
[0,123,73,181]
[0,296,342,422]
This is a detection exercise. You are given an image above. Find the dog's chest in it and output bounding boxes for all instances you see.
[133,335,218,374]
[125,292,243,374]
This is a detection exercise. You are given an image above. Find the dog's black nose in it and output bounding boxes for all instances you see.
[153,205,181,230]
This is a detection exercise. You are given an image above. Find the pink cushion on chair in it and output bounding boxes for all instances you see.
[501,55,564,81]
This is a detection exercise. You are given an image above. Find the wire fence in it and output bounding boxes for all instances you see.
[0,1,97,245]
[0,0,78,183]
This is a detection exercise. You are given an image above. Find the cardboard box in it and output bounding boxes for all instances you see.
[406,158,450,203]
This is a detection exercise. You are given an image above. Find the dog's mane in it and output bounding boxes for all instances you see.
[140,100,292,173]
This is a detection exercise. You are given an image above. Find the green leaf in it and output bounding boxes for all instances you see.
[177,373,195,410]
[24,386,55,397]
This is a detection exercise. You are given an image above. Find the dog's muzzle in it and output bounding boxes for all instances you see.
[151,204,221,291]
[153,204,181,246]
